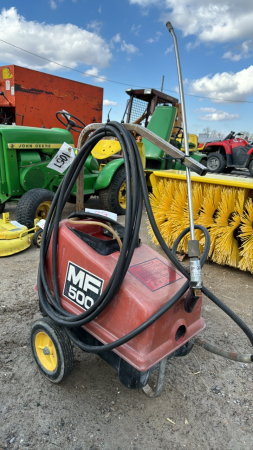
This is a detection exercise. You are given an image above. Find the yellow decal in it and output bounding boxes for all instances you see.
[2,68,13,80]
[8,143,63,149]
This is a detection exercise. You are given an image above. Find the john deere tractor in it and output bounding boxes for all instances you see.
[0,112,133,226]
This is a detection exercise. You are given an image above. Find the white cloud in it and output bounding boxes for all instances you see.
[87,20,102,34]
[129,1,253,45]
[103,100,118,106]
[131,24,141,35]
[222,51,242,62]
[112,33,121,43]
[0,7,112,71]
[165,45,173,54]
[222,40,253,61]
[186,41,199,51]
[49,0,63,9]
[146,31,162,43]
[49,0,57,9]
[121,40,138,54]
[129,0,160,5]
[194,107,216,113]
[198,110,240,121]
[83,67,107,82]
[242,40,252,53]
[190,66,253,102]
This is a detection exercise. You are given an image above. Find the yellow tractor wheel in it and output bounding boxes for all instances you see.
[30,317,74,383]
[35,200,52,221]
[118,179,127,210]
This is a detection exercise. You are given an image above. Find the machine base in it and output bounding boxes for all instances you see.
[70,325,194,390]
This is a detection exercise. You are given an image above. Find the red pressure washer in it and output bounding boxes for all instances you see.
[31,23,253,397]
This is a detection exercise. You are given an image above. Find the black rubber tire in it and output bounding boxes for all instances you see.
[223,167,233,174]
[33,229,43,248]
[30,317,74,383]
[173,340,194,357]
[99,166,127,215]
[249,160,253,177]
[200,158,207,167]
[84,194,91,203]
[68,194,91,204]
[206,152,226,173]
[0,202,5,214]
[15,188,54,229]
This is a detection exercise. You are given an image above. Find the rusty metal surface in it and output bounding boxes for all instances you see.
[0,65,103,146]
[76,165,84,212]
[194,338,253,363]
[125,88,178,106]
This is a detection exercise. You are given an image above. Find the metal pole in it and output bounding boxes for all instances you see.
[161,75,164,93]
[166,21,195,241]
[166,22,203,290]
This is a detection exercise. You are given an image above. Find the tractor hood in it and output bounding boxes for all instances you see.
[0,125,74,152]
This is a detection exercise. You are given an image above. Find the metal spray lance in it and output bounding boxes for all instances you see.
[166,21,202,291]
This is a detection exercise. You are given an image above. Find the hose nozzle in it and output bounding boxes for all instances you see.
[166,21,173,33]
[188,240,202,289]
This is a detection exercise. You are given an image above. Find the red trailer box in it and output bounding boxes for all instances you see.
[0,65,103,145]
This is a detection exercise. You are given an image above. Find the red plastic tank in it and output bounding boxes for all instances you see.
[45,219,205,371]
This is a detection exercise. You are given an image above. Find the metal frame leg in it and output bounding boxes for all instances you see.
[142,357,167,397]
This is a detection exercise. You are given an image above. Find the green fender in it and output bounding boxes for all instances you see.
[94,159,124,190]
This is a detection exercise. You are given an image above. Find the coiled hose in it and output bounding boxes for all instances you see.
[37,121,253,358]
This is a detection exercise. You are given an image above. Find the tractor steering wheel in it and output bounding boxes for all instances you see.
[56,111,86,133]
[173,126,184,139]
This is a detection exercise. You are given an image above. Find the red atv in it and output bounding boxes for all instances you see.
[202,131,253,176]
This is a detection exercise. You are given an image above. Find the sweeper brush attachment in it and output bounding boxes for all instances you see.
[149,171,253,272]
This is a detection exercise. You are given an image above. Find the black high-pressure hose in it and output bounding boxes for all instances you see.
[38,121,253,357]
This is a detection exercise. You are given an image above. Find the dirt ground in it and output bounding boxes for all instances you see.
[0,198,252,450]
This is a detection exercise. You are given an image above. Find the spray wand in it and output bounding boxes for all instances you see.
[166,22,202,299]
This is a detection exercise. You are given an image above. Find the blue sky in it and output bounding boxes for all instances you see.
[0,1,253,137]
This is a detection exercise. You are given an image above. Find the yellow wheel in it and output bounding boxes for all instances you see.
[118,179,127,210]
[31,317,74,383]
[35,200,52,220]
[33,229,43,248]
[35,332,58,372]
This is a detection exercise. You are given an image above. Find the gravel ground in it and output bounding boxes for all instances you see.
[0,198,252,450]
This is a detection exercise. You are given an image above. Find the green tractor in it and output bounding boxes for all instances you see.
[0,112,133,226]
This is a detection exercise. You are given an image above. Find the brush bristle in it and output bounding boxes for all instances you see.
[199,186,221,257]
[239,198,253,272]
[148,179,252,273]
[148,179,175,245]
[211,188,247,267]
